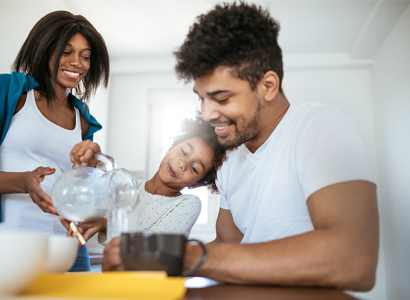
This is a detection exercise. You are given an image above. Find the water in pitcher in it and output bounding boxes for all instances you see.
[54,204,107,223]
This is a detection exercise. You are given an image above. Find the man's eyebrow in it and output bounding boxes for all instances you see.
[192,88,230,97]
[187,142,206,174]
[207,90,230,96]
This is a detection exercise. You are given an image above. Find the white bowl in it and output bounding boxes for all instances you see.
[46,236,78,273]
[0,234,48,295]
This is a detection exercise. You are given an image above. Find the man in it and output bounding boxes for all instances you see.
[103,2,378,291]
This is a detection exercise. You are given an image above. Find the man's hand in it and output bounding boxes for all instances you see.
[102,237,123,272]
[23,167,57,215]
[70,140,101,166]
[59,217,107,247]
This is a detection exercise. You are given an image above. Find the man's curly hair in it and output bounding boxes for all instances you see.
[174,1,284,93]
[171,114,229,193]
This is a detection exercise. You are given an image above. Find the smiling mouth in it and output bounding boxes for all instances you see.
[63,70,82,79]
[215,124,229,130]
[167,164,177,177]
[213,123,233,137]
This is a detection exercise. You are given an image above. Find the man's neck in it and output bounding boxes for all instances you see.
[245,94,290,153]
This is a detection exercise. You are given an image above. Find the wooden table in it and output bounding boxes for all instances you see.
[4,277,359,300]
[185,277,359,300]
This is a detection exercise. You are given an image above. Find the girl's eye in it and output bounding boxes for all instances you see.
[63,52,70,55]
[82,56,90,60]
[181,148,187,156]
[191,165,198,174]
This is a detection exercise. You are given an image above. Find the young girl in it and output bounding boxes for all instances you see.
[0,11,109,271]
[61,115,228,243]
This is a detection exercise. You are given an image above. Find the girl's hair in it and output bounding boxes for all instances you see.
[13,10,109,106]
[171,114,229,193]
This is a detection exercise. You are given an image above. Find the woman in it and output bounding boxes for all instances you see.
[0,11,109,271]
[62,115,228,244]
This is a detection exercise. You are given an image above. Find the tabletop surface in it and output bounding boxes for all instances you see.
[184,277,359,300]
[4,276,360,300]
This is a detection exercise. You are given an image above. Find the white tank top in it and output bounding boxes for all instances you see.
[0,89,82,235]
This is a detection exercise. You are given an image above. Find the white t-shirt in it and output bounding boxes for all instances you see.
[0,89,82,235]
[216,102,375,244]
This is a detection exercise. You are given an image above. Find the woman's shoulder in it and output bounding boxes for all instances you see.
[0,73,38,119]
[0,74,12,96]
[0,73,12,82]
[1,72,38,91]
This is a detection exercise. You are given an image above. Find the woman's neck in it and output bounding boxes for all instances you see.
[53,84,71,107]
[145,173,182,197]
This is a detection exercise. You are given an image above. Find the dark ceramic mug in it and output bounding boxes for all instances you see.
[120,232,207,277]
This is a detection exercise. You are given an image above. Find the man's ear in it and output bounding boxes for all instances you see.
[260,70,280,102]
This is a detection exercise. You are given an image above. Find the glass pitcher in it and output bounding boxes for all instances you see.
[51,154,139,223]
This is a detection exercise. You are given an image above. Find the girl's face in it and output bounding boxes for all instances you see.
[48,32,91,90]
[158,137,215,190]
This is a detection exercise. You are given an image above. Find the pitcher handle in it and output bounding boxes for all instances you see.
[95,153,117,172]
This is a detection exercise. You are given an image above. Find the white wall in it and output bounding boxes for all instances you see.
[105,67,193,172]
[371,5,410,300]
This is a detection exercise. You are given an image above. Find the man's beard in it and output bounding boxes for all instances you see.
[218,95,263,149]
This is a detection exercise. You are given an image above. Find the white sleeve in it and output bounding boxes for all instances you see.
[295,106,375,200]
[147,195,201,237]
[216,169,230,210]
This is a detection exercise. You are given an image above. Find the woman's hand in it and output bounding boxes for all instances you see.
[59,217,107,247]
[23,167,57,215]
[102,237,123,272]
[70,140,101,166]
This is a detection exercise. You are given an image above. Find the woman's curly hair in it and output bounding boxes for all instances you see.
[171,114,229,193]
[174,1,284,93]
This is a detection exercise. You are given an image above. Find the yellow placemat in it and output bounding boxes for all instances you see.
[20,272,186,300]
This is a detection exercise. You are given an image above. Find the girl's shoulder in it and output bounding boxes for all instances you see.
[175,193,202,207]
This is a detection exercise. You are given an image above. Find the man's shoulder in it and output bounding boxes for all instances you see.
[289,102,346,120]
[284,102,355,134]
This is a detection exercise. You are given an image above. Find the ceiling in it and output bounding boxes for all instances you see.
[0,0,409,69]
